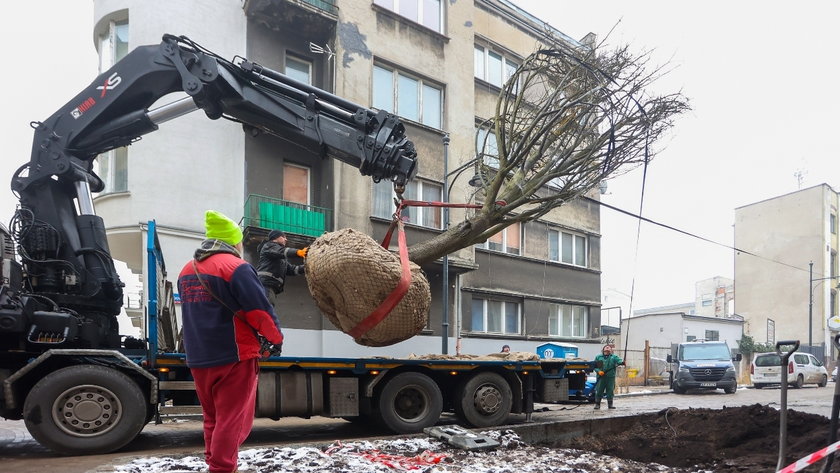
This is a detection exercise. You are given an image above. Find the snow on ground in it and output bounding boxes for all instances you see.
[108,430,709,473]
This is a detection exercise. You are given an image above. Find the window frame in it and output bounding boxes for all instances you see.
[547,303,588,338]
[372,62,443,128]
[704,330,720,342]
[476,221,522,255]
[473,43,519,89]
[282,163,311,205]
[470,296,521,335]
[285,54,313,85]
[95,18,129,195]
[372,178,443,230]
[373,0,444,33]
[548,228,588,267]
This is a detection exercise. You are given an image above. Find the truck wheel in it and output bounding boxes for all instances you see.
[454,372,513,428]
[23,365,147,455]
[793,374,804,389]
[377,372,442,434]
[672,384,686,394]
[724,384,737,394]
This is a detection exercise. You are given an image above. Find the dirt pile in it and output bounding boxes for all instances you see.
[564,403,840,472]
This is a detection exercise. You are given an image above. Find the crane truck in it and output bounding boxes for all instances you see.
[0,34,593,455]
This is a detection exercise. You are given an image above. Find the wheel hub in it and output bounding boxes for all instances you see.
[474,385,502,414]
[52,384,122,437]
[394,386,429,421]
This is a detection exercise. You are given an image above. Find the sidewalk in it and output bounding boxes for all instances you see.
[617,383,673,397]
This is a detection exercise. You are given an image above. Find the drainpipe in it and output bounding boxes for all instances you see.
[441,134,450,354]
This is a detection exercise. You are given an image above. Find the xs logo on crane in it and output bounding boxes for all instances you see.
[96,72,122,97]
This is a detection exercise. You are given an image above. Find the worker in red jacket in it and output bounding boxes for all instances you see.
[177,210,283,473]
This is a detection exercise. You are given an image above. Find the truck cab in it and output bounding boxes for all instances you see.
[667,340,741,394]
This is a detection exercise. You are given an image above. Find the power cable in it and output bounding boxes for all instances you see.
[583,196,811,274]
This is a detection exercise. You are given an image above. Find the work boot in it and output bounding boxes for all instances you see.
[594,397,601,409]
[607,398,615,409]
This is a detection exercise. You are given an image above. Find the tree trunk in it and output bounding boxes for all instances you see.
[408,214,492,265]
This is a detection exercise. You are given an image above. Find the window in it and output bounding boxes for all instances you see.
[832,251,837,279]
[477,222,521,255]
[372,63,442,128]
[470,297,520,334]
[548,304,588,338]
[548,229,587,267]
[832,290,837,317]
[475,125,499,168]
[373,0,442,33]
[283,164,310,205]
[474,44,519,88]
[98,20,129,73]
[686,335,697,342]
[96,19,129,194]
[285,55,312,84]
[372,179,442,229]
[704,330,720,341]
[832,213,837,234]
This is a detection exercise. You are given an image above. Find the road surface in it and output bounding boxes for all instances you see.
[0,384,835,473]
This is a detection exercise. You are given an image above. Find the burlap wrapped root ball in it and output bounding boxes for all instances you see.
[305,228,431,346]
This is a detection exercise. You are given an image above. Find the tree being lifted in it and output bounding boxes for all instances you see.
[308,39,690,346]
[409,41,690,265]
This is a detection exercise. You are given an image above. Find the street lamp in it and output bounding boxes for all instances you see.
[808,261,840,351]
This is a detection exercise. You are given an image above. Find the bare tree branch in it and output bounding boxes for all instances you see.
[408,39,690,265]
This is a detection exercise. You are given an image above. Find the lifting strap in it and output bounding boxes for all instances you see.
[347,198,503,340]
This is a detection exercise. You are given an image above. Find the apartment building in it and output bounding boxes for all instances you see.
[735,184,839,360]
[91,0,603,357]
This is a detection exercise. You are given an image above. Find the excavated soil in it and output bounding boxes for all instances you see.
[563,403,840,472]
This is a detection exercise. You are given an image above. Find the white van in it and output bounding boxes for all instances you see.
[751,352,828,389]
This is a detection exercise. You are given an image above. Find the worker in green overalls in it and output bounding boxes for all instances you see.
[594,344,624,409]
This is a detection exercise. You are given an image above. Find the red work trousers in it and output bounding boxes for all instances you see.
[191,357,259,473]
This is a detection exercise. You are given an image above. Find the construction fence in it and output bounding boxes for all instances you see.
[611,343,672,393]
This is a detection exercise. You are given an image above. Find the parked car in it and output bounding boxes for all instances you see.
[569,373,597,402]
[668,341,740,394]
[751,352,828,389]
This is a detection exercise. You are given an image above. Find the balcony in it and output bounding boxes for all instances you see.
[244,0,338,38]
[242,194,332,242]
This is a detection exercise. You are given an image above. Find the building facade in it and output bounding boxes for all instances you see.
[91,0,603,358]
[619,312,743,354]
[735,184,839,360]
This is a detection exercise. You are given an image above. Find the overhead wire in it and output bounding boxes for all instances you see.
[583,195,811,275]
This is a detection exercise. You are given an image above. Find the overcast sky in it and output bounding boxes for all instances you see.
[2,2,839,327]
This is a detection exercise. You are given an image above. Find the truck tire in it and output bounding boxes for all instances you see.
[23,365,147,455]
[377,372,442,434]
[454,372,513,428]
[724,384,737,394]
[672,384,686,394]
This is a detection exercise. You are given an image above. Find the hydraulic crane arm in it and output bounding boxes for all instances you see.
[4,35,418,348]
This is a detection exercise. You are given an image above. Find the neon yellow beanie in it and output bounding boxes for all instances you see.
[204,210,243,246]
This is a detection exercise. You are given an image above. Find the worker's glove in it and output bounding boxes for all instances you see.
[259,337,283,358]
[296,247,308,258]
[598,371,605,376]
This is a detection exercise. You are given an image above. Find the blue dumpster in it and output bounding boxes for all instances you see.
[536,343,579,359]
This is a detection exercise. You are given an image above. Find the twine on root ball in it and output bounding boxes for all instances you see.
[304,228,430,346]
